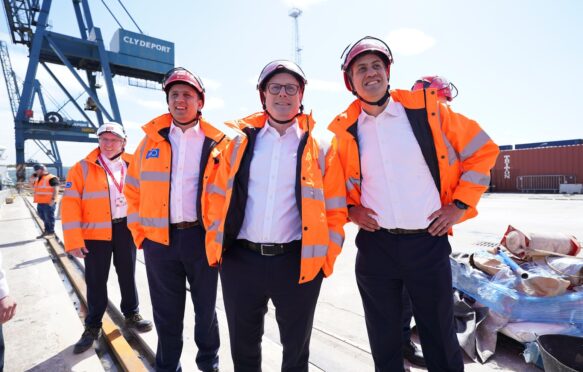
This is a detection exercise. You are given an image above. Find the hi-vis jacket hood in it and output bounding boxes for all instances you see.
[328,88,499,228]
[125,113,235,248]
[61,147,133,251]
[204,112,347,284]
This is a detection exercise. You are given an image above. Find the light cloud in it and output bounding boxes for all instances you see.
[202,77,221,91]
[134,99,167,112]
[308,79,344,93]
[386,28,435,56]
[121,119,144,130]
[204,96,225,111]
[283,0,327,9]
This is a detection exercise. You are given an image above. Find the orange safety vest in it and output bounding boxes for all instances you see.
[204,112,347,284]
[328,89,500,226]
[125,113,234,249]
[61,148,133,252]
[33,173,58,204]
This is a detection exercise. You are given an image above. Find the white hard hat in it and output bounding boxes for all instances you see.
[96,122,126,138]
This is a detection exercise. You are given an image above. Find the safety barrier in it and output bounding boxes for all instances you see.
[516,175,575,193]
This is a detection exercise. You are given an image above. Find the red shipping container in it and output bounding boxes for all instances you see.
[490,145,583,192]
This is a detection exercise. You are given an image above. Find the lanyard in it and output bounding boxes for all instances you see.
[98,154,125,193]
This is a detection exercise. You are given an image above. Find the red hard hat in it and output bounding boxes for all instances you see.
[341,36,394,92]
[411,76,458,102]
[163,67,205,106]
[257,60,307,104]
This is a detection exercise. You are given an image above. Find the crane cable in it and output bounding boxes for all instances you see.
[116,0,143,34]
[99,0,124,30]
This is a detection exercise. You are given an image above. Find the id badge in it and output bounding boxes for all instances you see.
[116,195,127,207]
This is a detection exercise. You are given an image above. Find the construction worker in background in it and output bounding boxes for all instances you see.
[61,122,152,355]
[31,163,59,238]
[0,251,17,371]
[125,67,233,372]
[328,36,499,372]
[204,60,347,372]
[412,75,458,104]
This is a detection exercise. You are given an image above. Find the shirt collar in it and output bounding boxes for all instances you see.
[100,152,123,168]
[358,100,404,124]
[170,121,203,137]
[259,119,301,139]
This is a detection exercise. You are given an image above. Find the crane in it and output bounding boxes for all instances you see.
[2,0,175,181]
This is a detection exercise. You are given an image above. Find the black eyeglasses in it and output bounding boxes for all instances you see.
[267,83,300,96]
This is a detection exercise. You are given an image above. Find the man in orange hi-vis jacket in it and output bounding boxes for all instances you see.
[329,36,499,372]
[61,122,152,355]
[31,163,59,238]
[204,60,347,372]
[125,68,234,372]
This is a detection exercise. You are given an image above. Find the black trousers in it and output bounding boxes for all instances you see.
[402,287,414,343]
[143,225,219,372]
[355,229,464,372]
[84,221,139,327]
[220,242,324,372]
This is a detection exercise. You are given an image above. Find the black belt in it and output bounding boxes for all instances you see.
[112,217,127,224]
[380,227,428,235]
[237,239,300,256]
[170,221,200,230]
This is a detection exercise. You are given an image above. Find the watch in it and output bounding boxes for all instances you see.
[453,199,469,210]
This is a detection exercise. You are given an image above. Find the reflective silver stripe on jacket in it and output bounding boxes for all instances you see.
[441,133,459,166]
[125,175,140,188]
[302,244,328,258]
[81,221,111,229]
[62,221,81,230]
[140,217,168,228]
[82,191,109,200]
[207,184,226,197]
[63,189,80,198]
[80,160,89,179]
[460,130,491,162]
[140,171,169,182]
[329,230,344,247]
[301,185,324,202]
[461,170,490,186]
[325,197,346,210]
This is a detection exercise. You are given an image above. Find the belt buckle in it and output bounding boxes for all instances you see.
[260,243,276,256]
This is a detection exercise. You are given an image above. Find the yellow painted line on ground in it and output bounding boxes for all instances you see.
[23,196,148,372]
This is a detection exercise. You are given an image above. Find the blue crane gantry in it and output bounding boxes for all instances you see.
[1,0,174,180]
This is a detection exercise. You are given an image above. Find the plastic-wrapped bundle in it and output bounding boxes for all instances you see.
[451,258,583,324]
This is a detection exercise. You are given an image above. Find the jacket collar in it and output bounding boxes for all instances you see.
[226,111,316,134]
[328,89,433,137]
[142,113,226,144]
[85,147,132,165]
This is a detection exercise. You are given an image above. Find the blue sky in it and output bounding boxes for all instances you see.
[1,0,582,165]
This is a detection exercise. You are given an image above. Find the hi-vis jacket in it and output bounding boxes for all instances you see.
[61,148,133,252]
[125,113,234,249]
[328,89,499,225]
[33,173,58,204]
[205,112,347,284]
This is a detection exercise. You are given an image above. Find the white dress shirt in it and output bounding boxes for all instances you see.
[358,101,441,229]
[101,155,128,219]
[168,122,205,223]
[238,121,303,243]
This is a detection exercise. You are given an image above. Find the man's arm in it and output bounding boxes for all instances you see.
[125,140,146,248]
[440,104,500,220]
[321,136,348,277]
[0,253,16,324]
